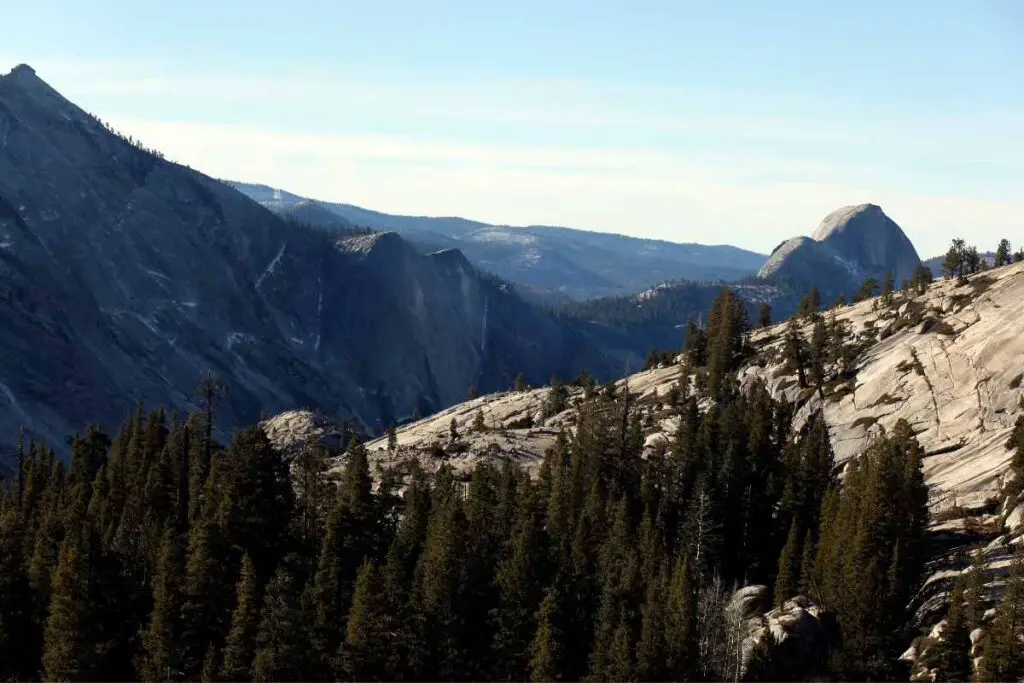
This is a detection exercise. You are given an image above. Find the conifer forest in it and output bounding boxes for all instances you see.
[1,290,1023,683]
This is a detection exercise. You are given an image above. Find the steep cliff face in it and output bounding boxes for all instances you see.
[0,65,621,464]
[759,204,922,297]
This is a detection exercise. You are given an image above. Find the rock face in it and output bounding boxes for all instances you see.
[0,65,627,466]
[229,181,768,301]
[305,259,1024,661]
[759,204,922,298]
[316,260,1023,513]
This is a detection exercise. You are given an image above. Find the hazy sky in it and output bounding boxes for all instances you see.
[2,0,1022,256]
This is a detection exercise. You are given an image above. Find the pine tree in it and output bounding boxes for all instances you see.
[852,276,880,303]
[386,422,398,453]
[774,522,803,607]
[926,576,972,682]
[964,550,986,630]
[758,302,772,328]
[339,560,397,681]
[663,553,698,681]
[943,238,967,280]
[528,591,562,683]
[309,441,379,670]
[220,554,261,681]
[213,425,294,575]
[291,444,334,553]
[492,484,546,681]
[881,270,895,305]
[784,317,808,388]
[809,315,828,398]
[683,321,708,367]
[994,238,1012,267]
[706,288,748,394]
[251,559,309,682]
[979,548,1024,682]
[911,264,935,295]
[412,464,468,680]
[635,566,667,681]
[179,519,230,679]
[138,528,186,682]
[515,373,528,392]
[42,531,94,682]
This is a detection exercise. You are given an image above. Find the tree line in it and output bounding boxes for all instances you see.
[0,286,941,682]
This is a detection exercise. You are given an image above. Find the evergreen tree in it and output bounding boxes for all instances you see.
[979,548,1024,682]
[784,317,808,388]
[528,592,562,683]
[340,560,398,681]
[515,373,528,392]
[180,519,230,679]
[412,464,469,680]
[386,422,398,453]
[758,302,772,328]
[220,554,261,682]
[809,315,828,398]
[964,549,986,630]
[925,575,972,682]
[852,276,880,303]
[683,321,708,367]
[705,288,748,393]
[774,522,803,607]
[994,238,1012,267]
[309,441,379,671]
[42,531,94,682]
[813,420,929,680]
[663,553,698,681]
[138,529,186,682]
[213,425,294,575]
[881,270,895,305]
[251,559,310,682]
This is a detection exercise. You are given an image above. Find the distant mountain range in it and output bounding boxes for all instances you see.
[227,181,767,301]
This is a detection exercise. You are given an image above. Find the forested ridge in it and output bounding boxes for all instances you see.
[1,285,1023,682]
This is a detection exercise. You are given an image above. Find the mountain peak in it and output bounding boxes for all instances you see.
[811,203,889,242]
[758,203,921,295]
[8,63,37,77]
[3,63,46,89]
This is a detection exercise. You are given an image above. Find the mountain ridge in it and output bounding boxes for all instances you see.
[0,65,633,464]
[228,180,768,301]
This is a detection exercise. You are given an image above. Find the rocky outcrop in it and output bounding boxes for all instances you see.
[759,204,922,298]
[314,259,1024,665]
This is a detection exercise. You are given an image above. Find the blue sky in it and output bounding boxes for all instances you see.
[2,0,1022,256]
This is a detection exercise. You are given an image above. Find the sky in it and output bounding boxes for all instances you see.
[2,0,1022,257]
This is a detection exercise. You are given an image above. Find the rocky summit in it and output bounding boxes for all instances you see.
[0,65,626,466]
[759,203,922,298]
